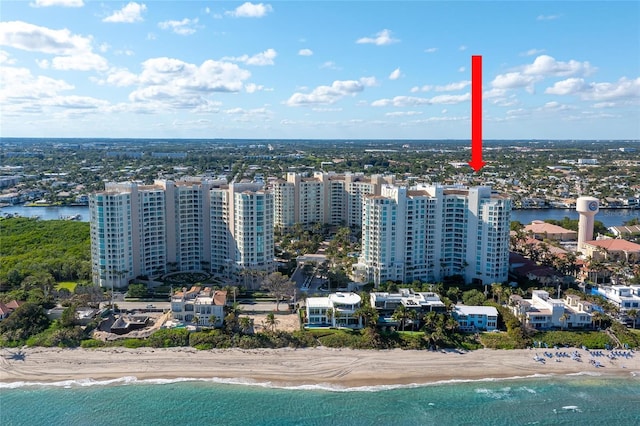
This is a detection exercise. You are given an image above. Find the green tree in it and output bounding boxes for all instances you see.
[392,305,409,331]
[627,309,638,329]
[0,302,51,343]
[261,272,296,311]
[265,312,279,333]
[239,316,254,334]
[462,289,486,306]
[127,283,148,298]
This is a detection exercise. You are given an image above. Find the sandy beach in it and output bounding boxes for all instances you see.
[1,346,638,387]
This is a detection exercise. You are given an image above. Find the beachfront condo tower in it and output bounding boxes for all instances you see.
[353,185,511,286]
[90,178,274,290]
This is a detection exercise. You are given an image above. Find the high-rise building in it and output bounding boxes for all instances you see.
[354,185,511,286]
[90,178,274,290]
[270,172,394,229]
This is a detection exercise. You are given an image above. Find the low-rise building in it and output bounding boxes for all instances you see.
[509,290,593,330]
[609,225,640,239]
[171,286,227,328]
[370,289,446,315]
[452,305,499,332]
[592,285,640,313]
[582,239,640,263]
[0,300,23,320]
[306,292,363,329]
[524,220,577,241]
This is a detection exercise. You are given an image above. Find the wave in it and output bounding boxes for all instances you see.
[0,373,558,392]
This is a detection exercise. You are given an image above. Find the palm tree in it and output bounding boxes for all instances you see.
[239,316,254,334]
[355,305,379,329]
[325,308,334,326]
[559,313,569,330]
[392,305,409,331]
[627,309,638,329]
[591,311,604,329]
[208,315,218,328]
[265,312,279,333]
[407,309,418,331]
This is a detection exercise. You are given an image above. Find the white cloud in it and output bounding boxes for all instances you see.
[105,57,253,111]
[223,48,277,66]
[359,76,378,87]
[0,21,108,71]
[544,78,586,95]
[537,14,560,21]
[458,66,465,73]
[458,45,467,51]
[320,61,340,70]
[286,79,369,106]
[385,111,423,117]
[388,68,402,80]
[545,77,640,101]
[0,49,16,65]
[520,48,545,56]
[356,29,399,46]
[92,67,138,87]
[0,65,75,111]
[298,48,313,56]
[226,2,273,18]
[103,2,147,23]
[592,102,615,109]
[50,53,108,71]
[424,47,437,53]
[435,80,470,92]
[490,55,594,94]
[429,93,470,104]
[245,83,264,93]
[312,107,342,112]
[522,55,594,77]
[491,72,540,92]
[30,0,84,7]
[372,92,469,108]
[371,96,429,107]
[410,85,432,93]
[538,101,572,112]
[158,18,199,36]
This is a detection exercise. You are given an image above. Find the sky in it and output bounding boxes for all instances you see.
[0,1,639,140]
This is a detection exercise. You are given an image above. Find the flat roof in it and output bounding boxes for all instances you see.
[454,305,498,317]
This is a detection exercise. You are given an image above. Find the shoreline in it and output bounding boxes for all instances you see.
[1,347,638,388]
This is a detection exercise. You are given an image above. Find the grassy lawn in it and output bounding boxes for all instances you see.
[56,281,78,292]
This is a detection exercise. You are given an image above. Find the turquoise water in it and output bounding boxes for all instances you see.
[2,375,639,425]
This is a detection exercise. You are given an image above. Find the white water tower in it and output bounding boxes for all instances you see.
[576,196,599,251]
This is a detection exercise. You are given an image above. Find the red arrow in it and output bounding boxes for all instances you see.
[469,55,486,172]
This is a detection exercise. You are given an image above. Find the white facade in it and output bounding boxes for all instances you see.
[354,185,511,286]
[272,172,394,229]
[230,183,276,287]
[306,292,363,329]
[370,289,446,314]
[171,287,226,327]
[593,285,640,312]
[90,178,274,289]
[452,305,499,332]
[510,290,593,330]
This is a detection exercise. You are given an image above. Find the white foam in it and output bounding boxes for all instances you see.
[0,372,560,392]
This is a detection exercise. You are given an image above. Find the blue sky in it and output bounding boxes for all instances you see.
[1,1,638,139]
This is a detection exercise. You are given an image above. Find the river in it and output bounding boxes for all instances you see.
[1,205,638,228]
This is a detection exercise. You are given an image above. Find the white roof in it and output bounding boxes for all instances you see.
[307,297,331,308]
[454,305,498,317]
[328,292,361,305]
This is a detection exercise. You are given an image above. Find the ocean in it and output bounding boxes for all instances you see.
[1,375,639,425]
